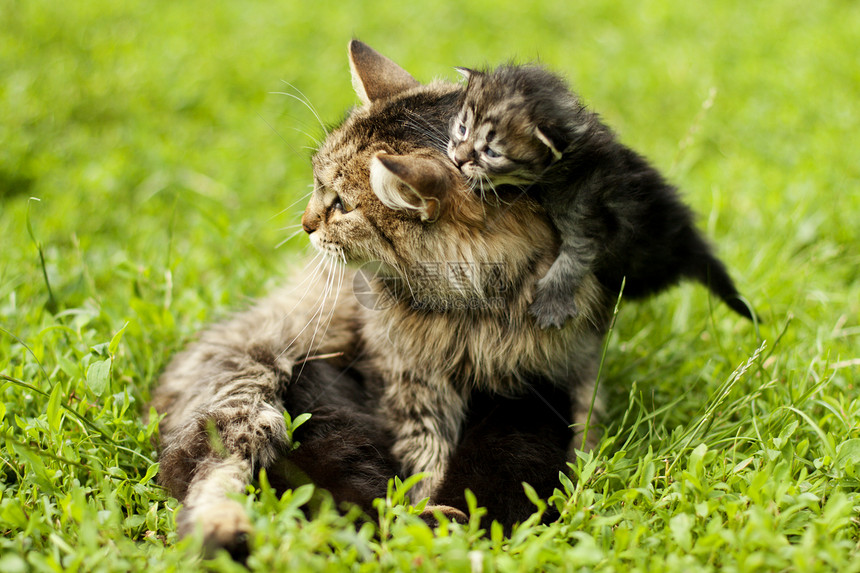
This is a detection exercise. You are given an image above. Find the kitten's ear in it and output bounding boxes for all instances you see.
[535,127,565,161]
[454,67,475,81]
[348,40,420,105]
[370,152,455,222]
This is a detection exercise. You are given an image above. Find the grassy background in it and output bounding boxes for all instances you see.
[2,0,859,570]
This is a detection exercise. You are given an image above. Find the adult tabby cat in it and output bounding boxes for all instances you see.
[448,65,755,329]
[152,41,609,556]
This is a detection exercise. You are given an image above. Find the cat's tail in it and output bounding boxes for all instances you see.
[694,254,757,322]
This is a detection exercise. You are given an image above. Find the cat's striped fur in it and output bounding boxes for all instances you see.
[152,41,612,556]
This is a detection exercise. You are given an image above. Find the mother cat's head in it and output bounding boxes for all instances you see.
[302,41,605,330]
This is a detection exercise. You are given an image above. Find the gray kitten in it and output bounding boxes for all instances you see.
[448,65,754,328]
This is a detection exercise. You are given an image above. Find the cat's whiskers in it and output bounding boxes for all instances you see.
[273,255,339,364]
[405,126,449,153]
[274,254,338,362]
[484,178,507,206]
[294,258,344,381]
[275,81,329,136]
[469,174,508,208]
[405,116,446,140]
[521,379,573,427]
[286,256,333,318]
[323,261,346,332]
[275,251,328,303]
[268,185,315,223]
[275,223,310,249]
[288,277,333,381]
[289,126,323,150]
[278,256,336,366]
[465,173,480,195]
[403,109,450,151]
[403,108,446,134]
[257,112,307,159]
[311,235,347,264]
[472,173,551,239]
[479,190,488,221]
[471,177,488,221]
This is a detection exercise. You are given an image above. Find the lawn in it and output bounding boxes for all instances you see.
[2,0,859,570]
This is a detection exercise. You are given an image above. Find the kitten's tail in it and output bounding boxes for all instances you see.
[694,255,757,322]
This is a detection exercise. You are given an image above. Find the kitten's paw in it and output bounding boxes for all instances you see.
[419,504,469,528]
[179,500,253,562]
[529,287,579,329]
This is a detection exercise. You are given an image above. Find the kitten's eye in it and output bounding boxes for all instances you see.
[458,123,467,136]
[484,147,502,159]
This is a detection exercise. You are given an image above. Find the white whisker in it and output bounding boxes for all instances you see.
[293,259,338,378]
[280,223,305,231]
[273,253,330,321]
[275,227,308,249]
[277,258,335,362]
[476,179,488,220]
[274,82,329,136]
[310,258,343,351]
[485,178,509,205]
[402,109,451,152]
[291,261,346,389]
[270,254,333,355]
[289,126,322,149]
[257,112,305,159]
[268,186,314,222]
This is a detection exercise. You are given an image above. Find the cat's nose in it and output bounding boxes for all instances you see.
[301,210,320,234]
[453,145,473,167]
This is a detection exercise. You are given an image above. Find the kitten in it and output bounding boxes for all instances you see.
[153,41,610,557]
[448,65,755,329]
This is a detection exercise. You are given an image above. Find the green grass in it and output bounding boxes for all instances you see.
[2,0,859,570]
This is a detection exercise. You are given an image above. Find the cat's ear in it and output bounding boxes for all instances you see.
[454,67,475,81]
[370,152,454,222]
[535,127,565,161]
[348,40,420,105]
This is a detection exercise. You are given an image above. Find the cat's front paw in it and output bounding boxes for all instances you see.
[179,500,253,562]
[529,286,579,329]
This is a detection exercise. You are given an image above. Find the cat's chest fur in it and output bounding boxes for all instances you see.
[354,272,608,393]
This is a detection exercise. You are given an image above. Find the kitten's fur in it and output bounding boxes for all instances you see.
[448,65,754,329]
[153,42,611,556]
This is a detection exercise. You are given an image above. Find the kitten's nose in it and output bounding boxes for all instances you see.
[453,144,473,167]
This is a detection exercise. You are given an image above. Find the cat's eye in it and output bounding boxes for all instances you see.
[484,147,502,159]
[457,123,467,137]
[332,195,353,213]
